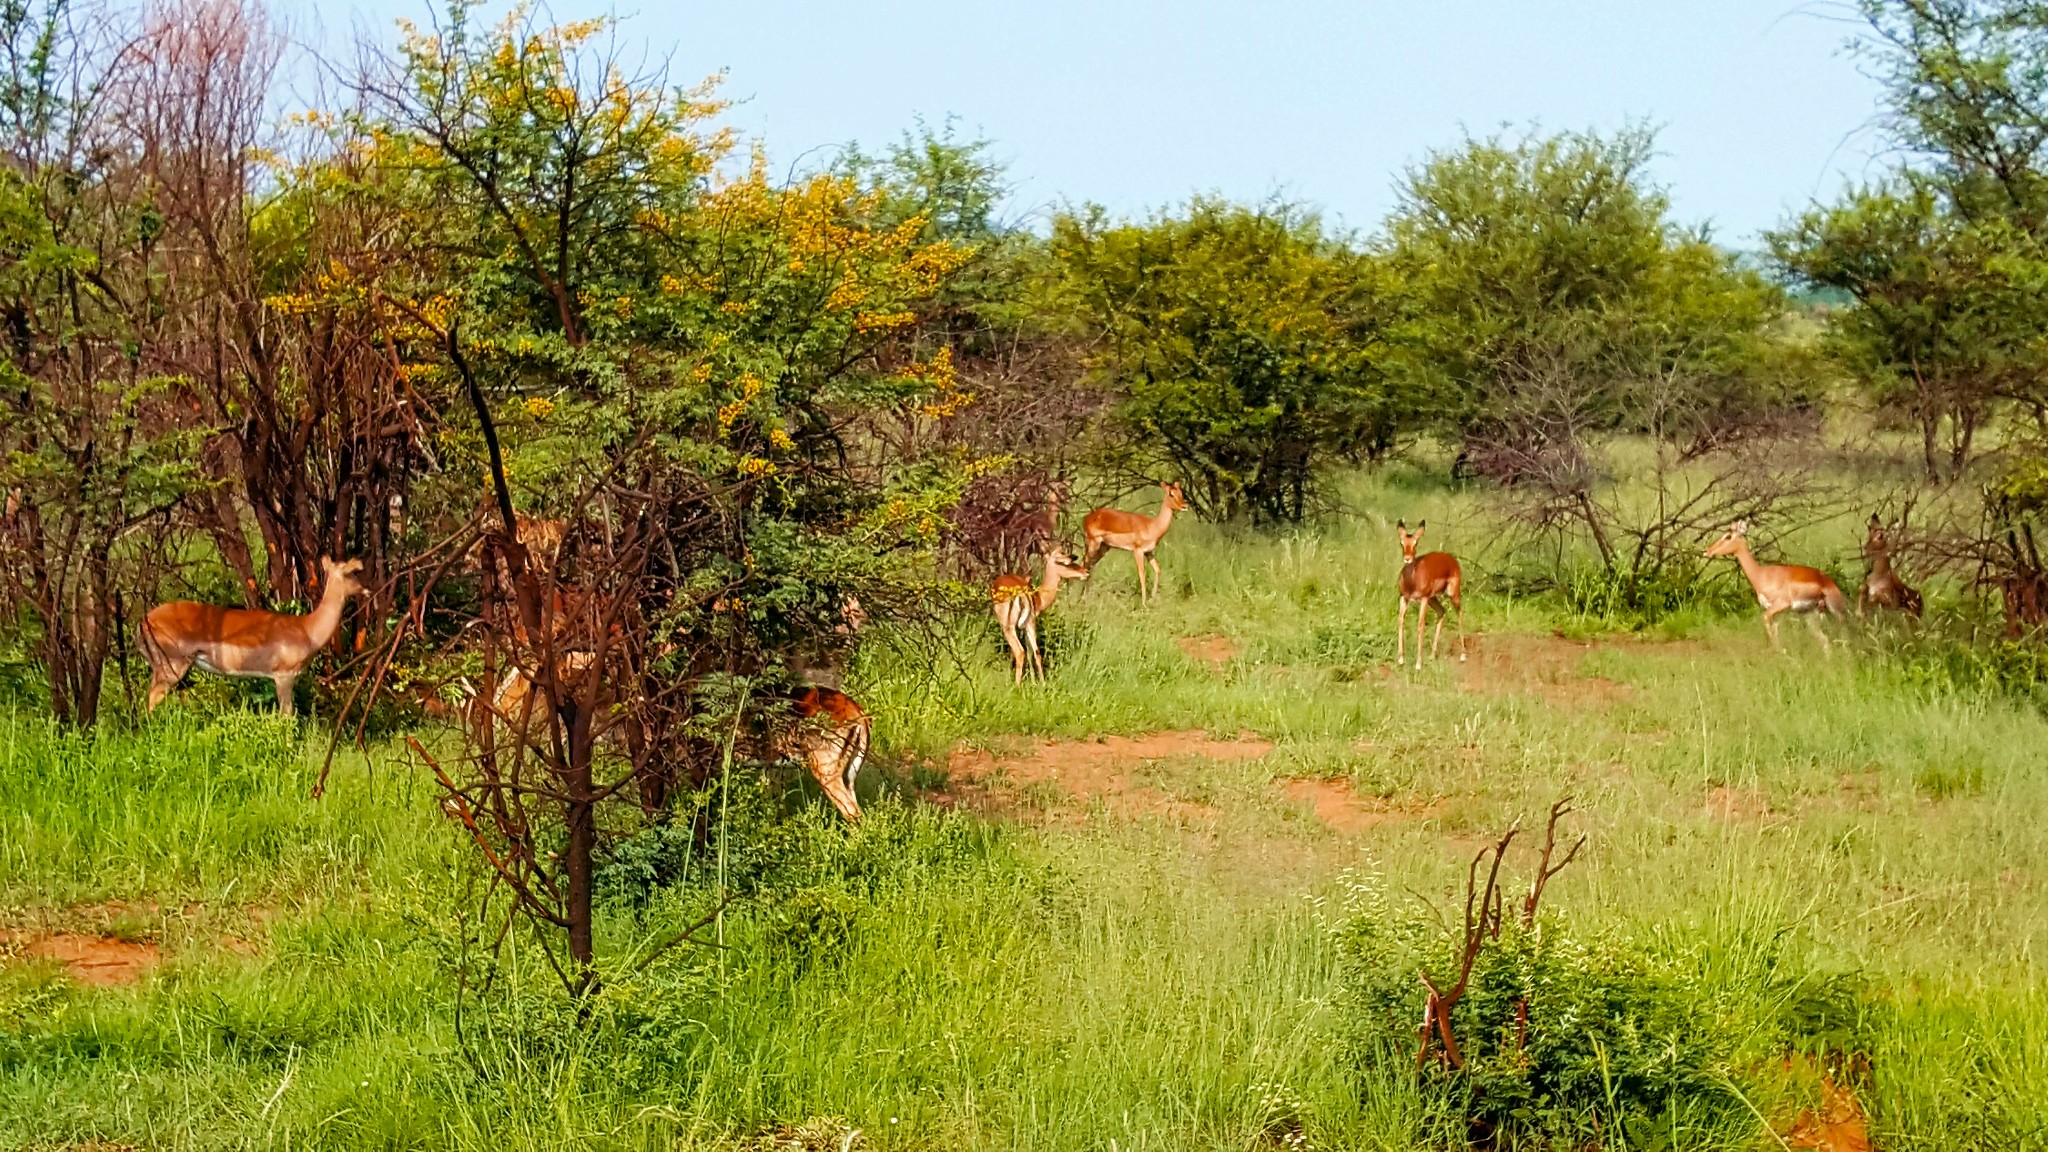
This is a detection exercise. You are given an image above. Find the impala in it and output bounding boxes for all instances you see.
[141,557,367,715]
[992,547,1090,683]
[1083,482,1188,602]
[1859,514,1923,618]
[1395,520,1466,668]
[791,685,870,823]
[1704,520,1846,651]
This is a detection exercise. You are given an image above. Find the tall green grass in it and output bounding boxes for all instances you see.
[0,465,2043,1149]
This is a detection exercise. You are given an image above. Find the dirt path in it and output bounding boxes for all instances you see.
[8,933,160,986]
[946,730,1273,821]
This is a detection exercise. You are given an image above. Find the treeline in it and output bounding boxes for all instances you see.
[10,0,2048,731]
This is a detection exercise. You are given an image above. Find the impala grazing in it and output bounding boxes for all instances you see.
[1082,482,1188,603]
[1859,514,1923,618]
[791,686,870,823]
[992,548,1090,683]
[141,557,367,715]
[1704,520,1846,651]
[1395,520,1466,668]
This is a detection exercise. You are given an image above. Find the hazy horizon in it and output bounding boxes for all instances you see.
[281,0,1896,244]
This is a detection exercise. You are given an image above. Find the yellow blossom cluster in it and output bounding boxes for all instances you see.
[523,397,556,420]
[906,347,975,419]
[854,310,915,332]
[767,428,796,452]
[264,293,319,316]
[613,296,634,319]
[826,278,868,312]
[964,453,1018,480]
[716,373,764,432]
[737,456,776,478]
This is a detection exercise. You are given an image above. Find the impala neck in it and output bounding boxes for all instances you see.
[300,574,353,650]
[1145,498,1178,543]
[1727,540,1769,591]
[1869,549,1895,578]
[1035,567,1071,612]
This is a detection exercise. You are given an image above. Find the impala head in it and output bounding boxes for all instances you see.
[1046,547,1090,581]
[1704,521,1749,559]
[1161,482,1189,512]
[1396,519,1425,563]
[1865,514,1891,555]
[321,557,368,599]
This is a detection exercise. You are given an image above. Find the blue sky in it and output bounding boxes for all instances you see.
[282,0,1895,245]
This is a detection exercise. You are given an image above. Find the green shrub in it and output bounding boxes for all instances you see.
[1330,871,1878,1149]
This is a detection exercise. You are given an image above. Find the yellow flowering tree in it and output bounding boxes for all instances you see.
[347,3,982,992]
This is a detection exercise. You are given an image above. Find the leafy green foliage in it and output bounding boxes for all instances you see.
[1046,199,1395,522]
[1772,180,2046,479]
[1385,127,1794,460]
[1332,871,1879,1149]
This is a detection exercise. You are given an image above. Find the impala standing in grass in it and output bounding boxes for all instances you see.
[790,686,870,823]
[1395,520,1466,668]
[993,548,1090,683]
[1705,520,1847,651]
[1083,482,1188,603]
[141,557,367,715]
[1859,513,1923,618]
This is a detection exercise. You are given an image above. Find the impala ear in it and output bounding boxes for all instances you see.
[1416,520,1426,532]
[1395,519,1406,531]
[1732,520,1748,534]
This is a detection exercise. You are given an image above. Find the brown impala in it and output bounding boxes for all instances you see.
[791,686,871,823]
[992,547,1090,683]
[1083,482,1188,603]
[1704,520,1846,651]
[1395,520,1466,668]
[141,557,367,715]
[1859,514,1923,618]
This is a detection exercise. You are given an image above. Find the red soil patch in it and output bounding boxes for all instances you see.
[1457,633,1632,707]
[1706,784,1777,822]
[1275,777,1444,834]
[23,933,159,986]
[1176,634,1238,670]
[1786,1082,1873,1152]
[946,730,1273,821]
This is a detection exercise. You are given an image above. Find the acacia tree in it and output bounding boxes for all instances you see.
[330,7,978,993]
[1772,182,2043,480]
[838,127,1102,575]
[0,0,209,726]
[1385,128,1807,599]
[1046,198,1395,523]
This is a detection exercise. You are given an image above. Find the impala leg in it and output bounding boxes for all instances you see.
[1150,554,1162,598]
[1000,610,1027,684]
[1024,613,1045,680]
[1415,598,1429,670]
[1453,590,1468,663]
[144,652,192,712]
[1132,548,1149,602]
[1431,596,1449,660]
[274,673,297,716]
[810,742,859,823]
[1396,598,1407,666]
[1762,605,1785,652]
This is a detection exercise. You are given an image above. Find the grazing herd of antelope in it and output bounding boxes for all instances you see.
[135,484,1923,825]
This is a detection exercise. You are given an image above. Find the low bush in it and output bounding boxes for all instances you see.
[1330,869,1880,1149]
